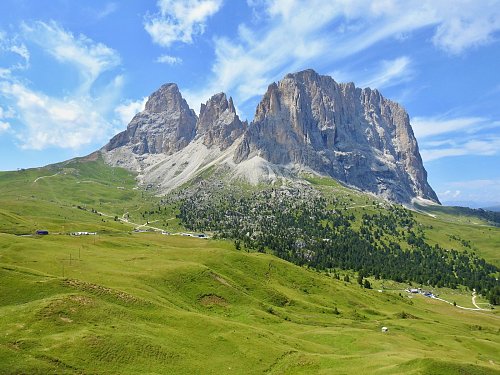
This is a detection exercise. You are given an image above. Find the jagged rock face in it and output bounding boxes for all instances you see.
[234,69,438,203]
[105,83,197,155]
[101,69,438,204]
[197,93,246,150]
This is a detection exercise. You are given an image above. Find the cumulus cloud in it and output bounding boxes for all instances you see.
[155,54,182,65]
[145,0,223,47]
[0,81,111,149]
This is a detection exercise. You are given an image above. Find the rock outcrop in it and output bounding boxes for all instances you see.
[234,70,438,203]
[196,93,246,150]
[105,83,197,155]
[101,69,439,204]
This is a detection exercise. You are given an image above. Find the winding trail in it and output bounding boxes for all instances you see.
[471,291,489,310]
[33,172,60,183]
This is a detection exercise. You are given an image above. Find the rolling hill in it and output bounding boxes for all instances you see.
[0,157,499,374]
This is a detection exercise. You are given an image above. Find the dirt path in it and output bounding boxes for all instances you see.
[96,210,165,232]
[33,172,60,183]
[431,296,484,311]
[471,291,489,310]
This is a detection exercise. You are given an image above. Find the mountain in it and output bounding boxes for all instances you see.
[102,69,438,204]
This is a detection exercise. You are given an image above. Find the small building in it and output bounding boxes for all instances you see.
[381,327,389,333]
[36,230,49,235]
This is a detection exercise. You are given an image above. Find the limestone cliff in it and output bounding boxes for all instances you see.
[101,69,438,204]
[234,70,438,203]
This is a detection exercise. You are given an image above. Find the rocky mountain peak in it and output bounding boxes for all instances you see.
[197,92,246,150]
[102,69,438,204]
[236,69,439,203]
[144,83,185,114]
[104,83,197,155]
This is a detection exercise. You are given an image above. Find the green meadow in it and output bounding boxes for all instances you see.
[0,158,499,374]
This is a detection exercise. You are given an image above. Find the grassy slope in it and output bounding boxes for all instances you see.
[1,233,499,374]
[0,161,499,374]
[306,176,500,268]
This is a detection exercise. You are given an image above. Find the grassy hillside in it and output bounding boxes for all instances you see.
[1,233,499,374]
[0,158,499,374]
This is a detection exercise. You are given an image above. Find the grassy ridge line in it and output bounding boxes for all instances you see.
[0,232,499,374]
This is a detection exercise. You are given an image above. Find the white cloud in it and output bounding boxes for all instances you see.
[420,136,500,162]
[411,116,487,139]
[21,21,120,92]
[0,81,112,150]
[431,3,500,54]
[412,114,500,162]
[96,2,119,19]
[437,179,500,205]
[0,121,10,133]
[115,97,148,127]
[359,56,413,89]
[145,0,223,47]
[187,0,500,111]
[0,21,124,151]
[0,33,30,75]
[155,54,182,65]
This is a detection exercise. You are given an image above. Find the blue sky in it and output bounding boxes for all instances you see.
[0,0,499,206]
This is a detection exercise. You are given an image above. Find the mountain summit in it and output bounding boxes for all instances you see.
[101,69,438,204]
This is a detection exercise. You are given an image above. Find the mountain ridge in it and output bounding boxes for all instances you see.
[102,69,438,204]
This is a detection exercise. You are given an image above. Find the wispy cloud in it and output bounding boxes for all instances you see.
[184,0,500,112]
[145,0,223,47]
[0,21,125,150]
[411,114,500,162]
[420,136,500,162]
[96,2,119,19]
[359,57,413,89]
[411,116,488,139]
[0,32,30,76]
[155,54,182,65]
[432,4,500,54]
[21,21,120,92]
[440,190,461,199]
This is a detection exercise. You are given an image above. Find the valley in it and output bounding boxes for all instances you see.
[0,157,499,374]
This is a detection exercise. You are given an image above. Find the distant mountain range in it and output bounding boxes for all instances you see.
[441,201,500,212]
[100,69,438,204]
